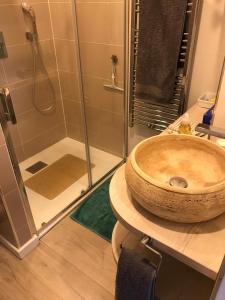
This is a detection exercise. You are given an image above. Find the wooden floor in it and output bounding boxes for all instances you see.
[0,217,214,300]
[0,218,116,300]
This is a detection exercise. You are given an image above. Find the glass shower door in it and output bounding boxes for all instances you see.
[0,0,126,231]
[74,0,126,184]
[0,0,90,230]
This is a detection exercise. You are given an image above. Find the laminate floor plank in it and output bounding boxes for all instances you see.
[0,246,63,300]
[0,215,215,300]
[27,243,114,300]
[42,218,117,295]
[0,217,116,300]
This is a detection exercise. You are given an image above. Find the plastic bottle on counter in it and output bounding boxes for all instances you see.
[178,113,192,134]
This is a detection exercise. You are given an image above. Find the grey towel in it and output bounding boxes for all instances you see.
[116,248,157,300]
[136,0,188,103]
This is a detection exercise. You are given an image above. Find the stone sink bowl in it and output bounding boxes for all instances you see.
[125,134,225,223]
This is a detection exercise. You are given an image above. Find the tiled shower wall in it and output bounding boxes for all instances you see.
[0,0,67,162]
[76,0,125,156]
[0,0,124,163]
[50,0,125,156]
[49,0,84,142]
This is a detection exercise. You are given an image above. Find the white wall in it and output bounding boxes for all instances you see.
[214,63,225,128]
[188,0,225,108]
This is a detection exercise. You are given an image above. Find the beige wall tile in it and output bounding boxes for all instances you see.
[55,39,77,73]
[0,144,32,247]
[17,103,64,142]
[0,216,18,246]
[83,76,124,115]
[67,122,84,142]
[98,110,124,156]
[63,99,82,127]
[2,188,33,247]
[0,0,21,4]
[86,129,99,147]
[37,39,57,73]
[76,2,124,45]
[1,124,25,162]
[0,127,5,146]
[3,44,33,83]
[80,43,124,81]
[85,105,124,156]
[27,0,48,3]
[0,145,18,194]
[0,193,17,247]
[50,3,75,40]
[59,71,80,101]
[23,123,66,158]
[10,72,60,116]
[0,123,24,162]
[0,4,26,46]
[4,188,31,234]
[7,123,22,149]
[85,105,99,134]
[13,145,26,163]
[3,39,56,84]
[15,225,33,247]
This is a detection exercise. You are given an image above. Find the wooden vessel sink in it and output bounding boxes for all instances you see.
[125,134,225,223]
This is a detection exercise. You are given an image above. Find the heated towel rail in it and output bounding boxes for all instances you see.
[129,0,201,132]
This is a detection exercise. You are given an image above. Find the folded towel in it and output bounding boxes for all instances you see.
[116,248,157,300]
[136,0,188,103]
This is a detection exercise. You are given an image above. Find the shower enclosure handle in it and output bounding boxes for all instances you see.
[0,88,17,124]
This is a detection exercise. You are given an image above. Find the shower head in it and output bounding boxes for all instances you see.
[21,2,36,20]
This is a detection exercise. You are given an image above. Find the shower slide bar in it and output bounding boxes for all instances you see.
[129,0,199,131]
[103,55,124,92]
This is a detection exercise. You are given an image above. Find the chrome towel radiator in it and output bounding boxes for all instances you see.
[129,0,201,132]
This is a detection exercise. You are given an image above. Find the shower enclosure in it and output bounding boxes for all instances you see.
[0,0,126,231]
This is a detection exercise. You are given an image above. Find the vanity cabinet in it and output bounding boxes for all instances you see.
[110,165,225,300]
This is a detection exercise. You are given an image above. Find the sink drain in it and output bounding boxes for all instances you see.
[169,177,188,188]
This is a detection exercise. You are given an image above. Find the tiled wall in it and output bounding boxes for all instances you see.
[0,0,66,162]
[0,0,125,163]
[76,0,125,156]
[0,126,33,247]
[47,0,125,156]
[49,0,84,142]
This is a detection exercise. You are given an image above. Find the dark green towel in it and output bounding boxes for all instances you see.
[70,177,117,242]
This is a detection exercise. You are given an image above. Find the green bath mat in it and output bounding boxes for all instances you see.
[70,177,117,242]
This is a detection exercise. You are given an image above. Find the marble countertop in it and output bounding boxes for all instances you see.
[110,104,225,280]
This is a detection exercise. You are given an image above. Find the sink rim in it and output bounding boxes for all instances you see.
[130,134,225,195]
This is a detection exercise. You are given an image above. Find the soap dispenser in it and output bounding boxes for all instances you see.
[178,113,192,134]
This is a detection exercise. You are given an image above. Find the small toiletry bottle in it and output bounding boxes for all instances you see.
[203,105,215,125]
[178,113,192,134]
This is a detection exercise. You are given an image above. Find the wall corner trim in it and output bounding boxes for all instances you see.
[0,234,39,259]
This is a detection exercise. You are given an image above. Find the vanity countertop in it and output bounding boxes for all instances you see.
[110,165,225,280]
[110,104,225,280]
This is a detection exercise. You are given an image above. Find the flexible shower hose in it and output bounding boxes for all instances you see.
[30,40,56,115]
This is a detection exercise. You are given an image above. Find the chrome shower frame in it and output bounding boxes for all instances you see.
[0,0,128,239]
